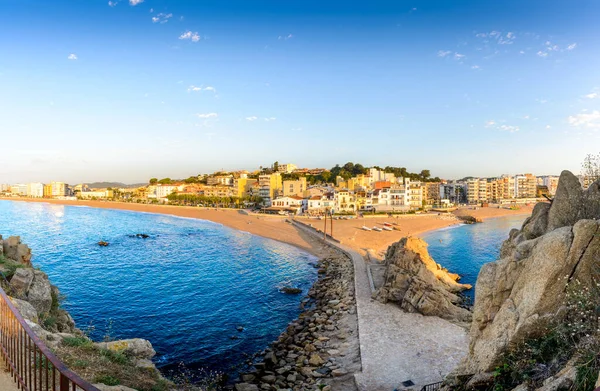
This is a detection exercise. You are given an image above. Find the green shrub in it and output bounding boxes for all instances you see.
[62,336,92,348]
[100,349,129,365]
[94,374,120,386]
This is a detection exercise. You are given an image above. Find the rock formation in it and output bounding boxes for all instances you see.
[374,236,473,324]
[0,235,32,264]
[459,170,600,374]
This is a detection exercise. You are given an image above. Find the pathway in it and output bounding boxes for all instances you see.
[293,222,468,391]
[0,360,18,391]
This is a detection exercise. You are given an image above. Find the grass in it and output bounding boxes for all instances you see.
[54,341,173,391]
[0,255,26,280]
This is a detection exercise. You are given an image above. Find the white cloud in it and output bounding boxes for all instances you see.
[188,85,216,93]
[67,53,77,60]
[585,92,598,99]
[264,117,277,122]
[567,43,577,51]
[152,13,172,23]
[129,0,143,5]
[523,115,530,119]
[498,124,520,133]
[179,31,200,42]
[568,110,600,129]
[471,65,480,70]
[278,34,294,40]
[454,53,465,60]
[245,116,258,121]
[437,50,452,57]
[485,120,496,127]
[537,51,548,58]
[196,113,218,119]
[108,1,118,6]
[546,125,552,129]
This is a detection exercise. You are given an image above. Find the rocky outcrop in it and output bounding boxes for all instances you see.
[374,237,472,324]
[459,170,600,374]
[0,235,32,264]
[96,339,156,360]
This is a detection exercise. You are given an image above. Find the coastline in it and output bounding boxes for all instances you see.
[0,198,534,261]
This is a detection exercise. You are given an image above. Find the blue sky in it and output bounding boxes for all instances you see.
[0,0,599,183]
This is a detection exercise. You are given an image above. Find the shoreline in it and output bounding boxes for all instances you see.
[0,198,534,261]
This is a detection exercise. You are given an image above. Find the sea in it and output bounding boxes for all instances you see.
[421,214,527,299]
[0,200,318,379]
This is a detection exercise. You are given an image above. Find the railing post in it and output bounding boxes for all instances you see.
[60,373,69,391]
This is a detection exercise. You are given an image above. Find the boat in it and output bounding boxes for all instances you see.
[372,227,383,232]
[382,226,393,231]
[383,222,393,227]
[361,226,372,231]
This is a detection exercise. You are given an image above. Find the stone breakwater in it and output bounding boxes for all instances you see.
[0,235,166,391]
[234,247,361,391]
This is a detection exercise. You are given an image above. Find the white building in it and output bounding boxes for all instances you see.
[307,194,335,215]
[155,184,179,199]
[277,163,298,174]
[207,175,234,186]
[27,183,44,198]
[11,184,28,196]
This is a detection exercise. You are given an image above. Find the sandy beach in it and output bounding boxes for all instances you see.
[1,198,534,259]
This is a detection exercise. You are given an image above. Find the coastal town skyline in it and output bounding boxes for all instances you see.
[1,0,599,183]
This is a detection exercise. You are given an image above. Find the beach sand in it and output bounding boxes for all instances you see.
[1,198,533,259]
[453,204,535,221]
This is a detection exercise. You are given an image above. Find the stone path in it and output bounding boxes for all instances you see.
[0,360,18,391]
[293,222,468,391]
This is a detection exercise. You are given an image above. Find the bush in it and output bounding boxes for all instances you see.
[94,374,120,386]
[62,336,93,348]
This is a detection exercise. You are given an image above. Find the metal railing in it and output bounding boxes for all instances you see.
[420,381,443,391]
[0,286,101,391]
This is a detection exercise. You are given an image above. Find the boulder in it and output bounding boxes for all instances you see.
[27,270,53,314]
[235,384,259,391]
[96,338,156,359]
[9,297,38,322]
[374,237,472,324]
[9,268,34,296]
[459,171,600,374]
[2,236,32,264]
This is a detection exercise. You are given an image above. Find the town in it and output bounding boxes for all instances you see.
[1,162,589,215]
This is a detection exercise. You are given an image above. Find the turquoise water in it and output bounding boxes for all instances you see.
[422,215,527,299]
[0,200,317,377]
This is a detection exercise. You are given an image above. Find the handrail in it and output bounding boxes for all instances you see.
[420,381,443,391]
[0,286,101,391]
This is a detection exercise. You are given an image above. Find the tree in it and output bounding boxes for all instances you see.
[158,178,172,184]
[273,161,279,172]
[149,178,158,185]
[420,170,431,180]
[582,153,600,183]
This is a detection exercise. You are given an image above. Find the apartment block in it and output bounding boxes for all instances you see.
[283,177,307,197]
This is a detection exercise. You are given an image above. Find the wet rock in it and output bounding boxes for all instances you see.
[280,287,302,294]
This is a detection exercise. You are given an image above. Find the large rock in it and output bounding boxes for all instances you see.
[374,237,472,324]
[96,338,156,359]
[27,270,53,314]
[9,297,39,322]
[9,268,34,296]
[2,236,32,264]
[459,171,600,374]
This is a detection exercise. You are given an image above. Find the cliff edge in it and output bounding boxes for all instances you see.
[457,170,600,377]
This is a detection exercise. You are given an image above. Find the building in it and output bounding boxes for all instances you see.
[307,193,335,215]
[155,184,179,199]
[10,184,28,196]
[283,177,307,197]
[26,183,44,198]
[270,196,304,213]
[51,182,69,197]
[277,163,297,174]
[79,190,114,199]
[424,182,441,206]
[258,173,283,206]
[233,177,258,198]
[540,176,560,195]
[515,174,537,199]
[207,174,234,186]
[201,185,235,198]
[334,189,356,213]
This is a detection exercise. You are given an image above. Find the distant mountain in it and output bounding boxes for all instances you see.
[85,182,147,189]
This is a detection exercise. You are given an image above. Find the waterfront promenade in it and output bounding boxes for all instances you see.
[293,221,468,391]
